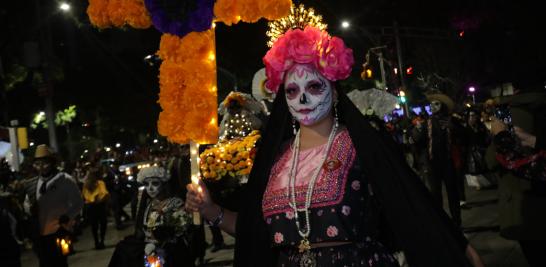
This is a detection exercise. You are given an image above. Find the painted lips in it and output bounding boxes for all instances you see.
[297,108,315,114]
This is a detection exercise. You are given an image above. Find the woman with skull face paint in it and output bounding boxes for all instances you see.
[186,26,483,267]
[109,166,194,267]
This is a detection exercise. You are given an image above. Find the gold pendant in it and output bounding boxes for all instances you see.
[298,238,311,253]
[298,238,316,267]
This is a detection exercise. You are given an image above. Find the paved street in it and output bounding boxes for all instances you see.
[21,184,528,267]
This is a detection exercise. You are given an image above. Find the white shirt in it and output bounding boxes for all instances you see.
[36,173,64,200]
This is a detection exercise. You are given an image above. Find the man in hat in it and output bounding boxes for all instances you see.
[22,144,83,267]
[412,92,462,227]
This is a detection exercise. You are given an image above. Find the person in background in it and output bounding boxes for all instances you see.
[21,144,83,267]
[463,108,491,191]
[82,167,110,249]
[0,192,21,267]
[486,86,546,267]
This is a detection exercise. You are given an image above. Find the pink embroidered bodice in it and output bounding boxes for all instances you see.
[262,128,379,247]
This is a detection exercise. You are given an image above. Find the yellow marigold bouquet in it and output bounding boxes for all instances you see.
[200,130,261,181]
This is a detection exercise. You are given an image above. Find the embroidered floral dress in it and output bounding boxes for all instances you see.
[262,129,399,267]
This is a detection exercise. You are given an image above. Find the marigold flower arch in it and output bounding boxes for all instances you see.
[87,0,292,144]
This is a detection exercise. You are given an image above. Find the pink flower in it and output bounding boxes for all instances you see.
[318,37,354,81]
[285,211,294,220]
[342,205,351,216]
[274,232,284,244]
[287,30,318,64]
[351,180,361,191]
[263,26,354,93]
[326,226,338,237]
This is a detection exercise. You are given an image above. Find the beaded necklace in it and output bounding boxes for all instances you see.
[288,119,338,267]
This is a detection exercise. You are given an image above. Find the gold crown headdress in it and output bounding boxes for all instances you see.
[266,3,327,47]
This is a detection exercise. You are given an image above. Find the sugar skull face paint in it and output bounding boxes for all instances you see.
[430,100,442,114]
[143,177,163,199]
[284,64,333,126]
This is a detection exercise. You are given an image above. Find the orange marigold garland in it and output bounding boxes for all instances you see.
[259,0,292,20]
[213,0,240,26]
[87,0,151,29]
[87,0,111,28]
[213,0,291,25]
[157,30,218,144]
[124,0,152,29]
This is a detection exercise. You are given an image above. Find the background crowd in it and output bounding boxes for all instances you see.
[0,86,545,267]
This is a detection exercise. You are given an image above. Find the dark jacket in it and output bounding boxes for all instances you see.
[486,91,546,240]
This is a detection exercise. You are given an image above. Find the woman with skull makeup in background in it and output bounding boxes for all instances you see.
[186,26,484,267]
[109,166,194,267]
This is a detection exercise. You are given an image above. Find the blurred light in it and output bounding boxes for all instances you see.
[39,111,45,116]
[394,68,398,75]
[143,54,160,66]
[105,147,111,152]
[468,86,476,93]
[116,143,121,148]
[466,103,472,108]
[400,96,407,103]
[84,149,89,153]
[395,104,401,109]
[341,21,350,29]
[59,2,70,11]
[127,175,134,181]
[399,91,406,97]
[153,139,158,144]
[406,66,413,75]
[459,31,465,37]
[30,142,35,147]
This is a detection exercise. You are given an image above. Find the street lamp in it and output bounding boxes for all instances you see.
[341,21,350,29]
[468,86,476,103]
[59,2,71,12]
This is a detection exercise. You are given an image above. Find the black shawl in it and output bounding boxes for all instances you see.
[234,88,471,267]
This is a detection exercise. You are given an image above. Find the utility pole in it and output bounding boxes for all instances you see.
[393,21,406,91]
[0,57,8,126]
[378,51,386,90]
[35,0,59,152]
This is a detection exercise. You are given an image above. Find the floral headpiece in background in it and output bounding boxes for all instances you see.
[263,26,354,93]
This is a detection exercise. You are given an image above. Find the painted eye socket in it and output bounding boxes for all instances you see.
[285,87,299,97]
[307,81,323,93]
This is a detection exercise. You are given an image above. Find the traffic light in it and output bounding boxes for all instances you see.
[405,66,413,76]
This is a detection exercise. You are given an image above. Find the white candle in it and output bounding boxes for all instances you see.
[190,141,201,225]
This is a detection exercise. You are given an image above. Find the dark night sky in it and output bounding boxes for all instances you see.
[1,0,545,145]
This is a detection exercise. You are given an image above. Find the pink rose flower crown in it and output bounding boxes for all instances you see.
[263,26,354,93]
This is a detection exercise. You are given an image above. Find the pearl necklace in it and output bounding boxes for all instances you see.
[288,118,338,264]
